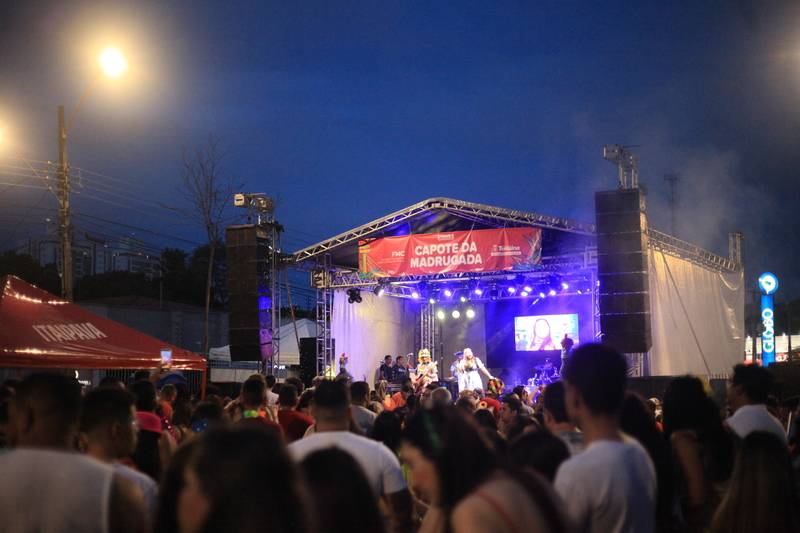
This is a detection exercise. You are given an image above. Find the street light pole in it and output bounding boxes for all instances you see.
[57,105,72,300]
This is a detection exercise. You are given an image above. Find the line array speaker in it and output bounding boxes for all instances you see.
[226,225,273,362]
[595,189,652,353]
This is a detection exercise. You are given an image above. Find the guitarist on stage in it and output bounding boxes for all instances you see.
[413,348,438,393]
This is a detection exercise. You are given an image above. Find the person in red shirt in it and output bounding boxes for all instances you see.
[237,378,282,438]
[384,379,413,412]
[157,384,176,422]
[277,384,313,442]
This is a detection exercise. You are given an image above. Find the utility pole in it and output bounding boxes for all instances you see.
[58,105,73,300]
[664,173,679,236]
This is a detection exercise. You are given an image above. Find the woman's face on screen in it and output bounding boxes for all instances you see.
[534,319,551,338]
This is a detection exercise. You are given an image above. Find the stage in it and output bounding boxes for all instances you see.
[290,196,744,387]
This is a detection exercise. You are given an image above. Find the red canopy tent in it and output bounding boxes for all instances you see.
[0,275,206,393]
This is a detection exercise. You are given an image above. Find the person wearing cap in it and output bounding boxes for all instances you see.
[450,351,466,392]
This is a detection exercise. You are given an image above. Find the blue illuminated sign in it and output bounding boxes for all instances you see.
[758,272,779,295]
[758,272,778,365]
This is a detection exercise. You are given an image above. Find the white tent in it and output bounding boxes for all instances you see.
[209,318,317,366]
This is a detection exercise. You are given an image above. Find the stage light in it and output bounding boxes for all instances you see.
[474,287,483,296]
[443,288,453,298]
[373,284,385,297]
[561,282,570,290]
[459,295,467,303]
[451,309,461,319]
[523,285,533,293]
[548,289,556,296]
[436,309,446,320]
[507,286,516,295]
[428,297,436,304]
[411,290,420,299]
[466,308,476,319]
[577,289,582,295]
[520,291,529,297]
[347,288,362,304]
[539,292,546,298]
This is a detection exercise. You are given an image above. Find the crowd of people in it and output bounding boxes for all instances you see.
[1,342,799,533]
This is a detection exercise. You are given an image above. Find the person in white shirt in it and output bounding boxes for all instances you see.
[554,343,657,533]
[288,380,412,532]
[1,373,146,533]
[265,374,279,407]
[80,387,159,522]
[725,363,787,444]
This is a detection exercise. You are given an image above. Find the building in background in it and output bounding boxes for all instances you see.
[15,229,161,283]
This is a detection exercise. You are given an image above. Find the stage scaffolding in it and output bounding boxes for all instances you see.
[292,196,742,379]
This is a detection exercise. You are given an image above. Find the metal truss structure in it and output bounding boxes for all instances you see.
[293,197,595,264]
[291,196,740,380]
[314,255,334,376]
[268,225,281,374]
[419,303,436,362]
[315,250,598,291]
[647,228,740,273]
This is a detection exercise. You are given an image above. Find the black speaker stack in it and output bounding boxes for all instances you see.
[226,225,274,362]
[595,189,652,354]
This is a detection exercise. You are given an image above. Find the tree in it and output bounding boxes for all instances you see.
[168,137,241,356]
[0,252,61,294]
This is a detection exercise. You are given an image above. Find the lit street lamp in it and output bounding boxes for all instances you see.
[58,47,127,300]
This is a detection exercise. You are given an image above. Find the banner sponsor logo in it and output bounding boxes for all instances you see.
[359,227,542,277]
[32,322,108,343]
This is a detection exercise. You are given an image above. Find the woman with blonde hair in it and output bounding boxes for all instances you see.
[456,348,494,393]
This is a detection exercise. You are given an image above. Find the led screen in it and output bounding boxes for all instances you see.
[514,313,579,351]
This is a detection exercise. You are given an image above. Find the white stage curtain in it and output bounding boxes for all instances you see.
[332,290,417,386]
[648,249,744,376]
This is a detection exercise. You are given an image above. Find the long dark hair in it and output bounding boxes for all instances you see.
[711,431,800,533]
[371,410,402,452]
[662,375,733,482]
[190,427,307,533]
[154,439,199,533]
[402,407,565,533]
[621,392,675,531]
[300,448,385,533]
[132,430,161,481]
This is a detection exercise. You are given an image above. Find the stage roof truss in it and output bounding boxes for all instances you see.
[647,228,740,273]
[319,249,597,295]
[292,197,596,264]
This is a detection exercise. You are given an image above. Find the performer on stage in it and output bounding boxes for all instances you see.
[413,348,438,392]
[450,351,466,392]
[560,333,574,373]
[456,348,494,392]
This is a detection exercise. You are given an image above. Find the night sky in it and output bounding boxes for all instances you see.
[1,1,799,299]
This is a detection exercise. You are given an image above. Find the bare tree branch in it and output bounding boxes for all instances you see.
[168,135,242,357]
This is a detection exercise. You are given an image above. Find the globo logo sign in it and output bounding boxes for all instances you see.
[761,307,775,355]
[758,272,779,295]
[758,272,779,365]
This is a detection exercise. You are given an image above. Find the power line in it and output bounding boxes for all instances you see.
[72,212,203,246]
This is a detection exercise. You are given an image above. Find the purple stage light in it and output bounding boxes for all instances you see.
[411,290,420,299]
[539,292,546,298]
[523,285,533,293]
[507,286,517,294]
[474,287,483,296]
[548,289,556,296]
[561,282,569,290]
[443,288,453,298]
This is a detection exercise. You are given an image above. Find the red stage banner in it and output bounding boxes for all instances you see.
[358,227,542,277]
